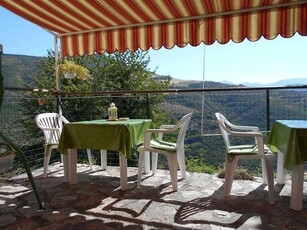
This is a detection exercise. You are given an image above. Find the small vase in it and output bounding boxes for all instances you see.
[64,72,76,79]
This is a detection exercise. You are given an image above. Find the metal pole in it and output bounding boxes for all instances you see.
[266,89,271,132]
[55,35,60,92]
[146,93,150,119]
[0,44,44,209]
[54,35,62,115]
[0,44,3,106]
[0,44,3,71]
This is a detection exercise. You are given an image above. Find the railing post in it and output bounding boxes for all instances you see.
[266,89,270,132]
[0,44,3,106]
[0,44,2,73]
[146,93,150,119]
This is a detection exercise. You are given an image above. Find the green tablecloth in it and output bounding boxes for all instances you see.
[58,119,152,158]
[267,120,307,169]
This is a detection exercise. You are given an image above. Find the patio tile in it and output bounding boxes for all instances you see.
[0,163,306,229]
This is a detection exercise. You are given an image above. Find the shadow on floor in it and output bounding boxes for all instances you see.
[0,163,306,229]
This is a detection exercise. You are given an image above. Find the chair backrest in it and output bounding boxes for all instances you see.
[215,112,232,151]
[35,113,69,145]
[170,113,193,149]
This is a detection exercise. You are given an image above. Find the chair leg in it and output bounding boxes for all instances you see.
[100,150,107,170]
[264,153,275,204]
[43,145,52,178]
[177,147,186,179]
[224,157,238,196]
[87,149,93,170]
[152,152,158,175]
[167,153,178,191]
[144,150,150,173]
[60,154,64,166]
[261,158,267,184]
[137,147,145,188]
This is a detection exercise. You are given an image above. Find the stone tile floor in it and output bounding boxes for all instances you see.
[0,163,306,229]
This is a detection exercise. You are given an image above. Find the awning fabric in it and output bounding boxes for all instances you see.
[1,0,307,57]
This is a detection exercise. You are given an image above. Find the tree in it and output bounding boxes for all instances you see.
[19,49,172,152]
[88,50,171,121]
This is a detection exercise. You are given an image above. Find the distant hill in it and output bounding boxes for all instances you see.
[168,77,307,88]
[2,54,45,87]
[3,53,306,89]
[2,53,307,173]
[152,74,239,88]
[242,78,307,87]
[222,78,307,87]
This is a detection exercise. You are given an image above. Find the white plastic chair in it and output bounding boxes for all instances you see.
[137,113,193,191]
[35,113,93,178]
[215,112,275,204]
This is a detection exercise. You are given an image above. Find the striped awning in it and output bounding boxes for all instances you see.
[1,0,307,57]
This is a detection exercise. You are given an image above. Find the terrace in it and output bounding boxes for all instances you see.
[1,163,306,229]
[0,85,307,229]
[1,1,307,228]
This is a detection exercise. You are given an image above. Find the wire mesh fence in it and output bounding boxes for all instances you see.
[1,86,307,176]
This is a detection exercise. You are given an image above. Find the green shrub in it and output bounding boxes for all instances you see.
[217,164,255,181]
[186,157,217,174]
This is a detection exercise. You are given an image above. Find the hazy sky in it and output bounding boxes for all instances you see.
[1,6,307,84]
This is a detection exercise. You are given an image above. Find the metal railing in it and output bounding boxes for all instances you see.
[1,85,307,175]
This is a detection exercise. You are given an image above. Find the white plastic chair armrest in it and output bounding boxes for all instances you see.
[158,125,176,140]
[159,125,176,129]
[230,130,262,138]
[145,128,172,133]
[40,127,61,132]
[230,131,265,154]
[227,122,259,132]
[60,115,70,124]
[143,128,172,148]
[223,117,259,132]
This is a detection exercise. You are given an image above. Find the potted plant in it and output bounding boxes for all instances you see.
[59,60,91,80]
[0,142,15,173]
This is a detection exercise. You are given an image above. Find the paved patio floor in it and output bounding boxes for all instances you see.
[0,163,307,229]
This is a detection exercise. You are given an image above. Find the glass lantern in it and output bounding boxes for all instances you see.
[108,102,118,120]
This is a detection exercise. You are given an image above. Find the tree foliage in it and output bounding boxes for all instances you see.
[19,50,171,144]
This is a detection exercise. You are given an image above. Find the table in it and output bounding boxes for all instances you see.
[58,119,152,190]
[267,120,307,210]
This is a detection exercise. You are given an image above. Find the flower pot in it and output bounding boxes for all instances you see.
[38,98,45,106]
[64,72,76,79]
[0,153,15,173]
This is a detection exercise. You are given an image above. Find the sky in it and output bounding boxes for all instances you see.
[1,6,307,84]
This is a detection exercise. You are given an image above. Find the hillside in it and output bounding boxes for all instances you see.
[2,54,307,174]
[152,74,239,89]
[243,78,307,87]
[3,53,305,89]
[2,54,45,87]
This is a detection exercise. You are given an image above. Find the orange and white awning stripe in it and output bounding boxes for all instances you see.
[1,0,307,57]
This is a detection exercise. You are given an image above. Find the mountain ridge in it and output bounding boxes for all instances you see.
[3,54,307,88]
[242,78,307,87]
[167,77,307,87]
